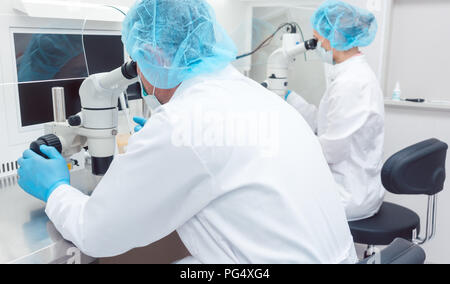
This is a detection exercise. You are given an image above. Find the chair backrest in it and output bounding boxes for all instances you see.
[382,139,448,196]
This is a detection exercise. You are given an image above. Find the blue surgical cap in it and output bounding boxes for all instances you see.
[311,0,378,51]
[122,0,238,89]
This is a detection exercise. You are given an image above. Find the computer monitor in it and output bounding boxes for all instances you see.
[13,33,140,127]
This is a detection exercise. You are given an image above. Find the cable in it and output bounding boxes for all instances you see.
[79,5,135,135]
[236,22,311,62]
[103,5,127,16]
[236,23,296,60]
[292,22,308,61]
[81,18,90,77]
[80,5,128,77]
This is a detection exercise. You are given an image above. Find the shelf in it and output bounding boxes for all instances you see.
[385,99,450,112]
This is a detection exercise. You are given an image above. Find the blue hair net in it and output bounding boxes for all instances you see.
[122,0,238,89]
[311,0,377,51]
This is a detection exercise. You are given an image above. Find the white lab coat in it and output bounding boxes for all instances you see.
[286,55,385,221]
[45,65,357,264]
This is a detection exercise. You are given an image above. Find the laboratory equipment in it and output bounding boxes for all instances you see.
[14,33,130,127]
[51,87,67,123]
[261,32,317,97]
[29,61,139,176]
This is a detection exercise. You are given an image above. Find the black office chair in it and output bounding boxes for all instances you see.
[349,139,448,256]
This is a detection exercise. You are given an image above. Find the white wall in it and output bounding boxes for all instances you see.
[382,0,450,264]
[343,0,391,87]
[385,0,450,101]
[207,0,253,73]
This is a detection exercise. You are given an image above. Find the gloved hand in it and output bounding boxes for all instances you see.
[18,145,70,202]
[285,90,292,101]
[133,116,147,133]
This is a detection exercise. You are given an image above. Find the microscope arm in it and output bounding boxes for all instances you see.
[79,61,139,109]
[263,35,317,97]
[32,61,139,176]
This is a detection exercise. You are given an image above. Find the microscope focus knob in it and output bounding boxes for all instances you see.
[30,134,63,159]
[68,115,82,126]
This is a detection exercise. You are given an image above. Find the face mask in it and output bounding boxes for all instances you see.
[317,41,334,65]
[139,77,162,112]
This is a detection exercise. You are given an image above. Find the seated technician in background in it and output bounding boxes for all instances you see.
[17,0,357,264]
[285,0,385,221]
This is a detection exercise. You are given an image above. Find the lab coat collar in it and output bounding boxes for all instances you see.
[330,54,366,81]
[173,64,235,97]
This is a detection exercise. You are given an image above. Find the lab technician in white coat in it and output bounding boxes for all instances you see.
[285,0,385,221]
[17,0,357,264]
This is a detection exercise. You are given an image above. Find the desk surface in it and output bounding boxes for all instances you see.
[0,169,100,264]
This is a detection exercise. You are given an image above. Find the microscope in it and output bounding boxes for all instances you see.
[262,32,318,97]
[29,61,139,176]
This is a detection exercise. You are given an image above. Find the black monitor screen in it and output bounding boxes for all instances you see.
[14,33,140,127]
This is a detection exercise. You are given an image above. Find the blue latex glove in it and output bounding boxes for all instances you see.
[133,116,147,133]
[18,145,70,202]
[285,90,292,101]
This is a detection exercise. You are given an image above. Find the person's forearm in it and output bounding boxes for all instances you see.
[285,91,318,132]
[45,185,97,255]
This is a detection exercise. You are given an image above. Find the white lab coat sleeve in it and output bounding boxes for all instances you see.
[46,111,217,258]
[285,91,318,132]
[317,82,370,165]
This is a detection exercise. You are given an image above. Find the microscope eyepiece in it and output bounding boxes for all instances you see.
[121,61,138,80]
[305,38,318,51]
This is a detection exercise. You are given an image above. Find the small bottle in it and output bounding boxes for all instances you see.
[392,82,401,101]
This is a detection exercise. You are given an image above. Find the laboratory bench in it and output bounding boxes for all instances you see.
[0,169,100,264]
[0,167,190,264]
